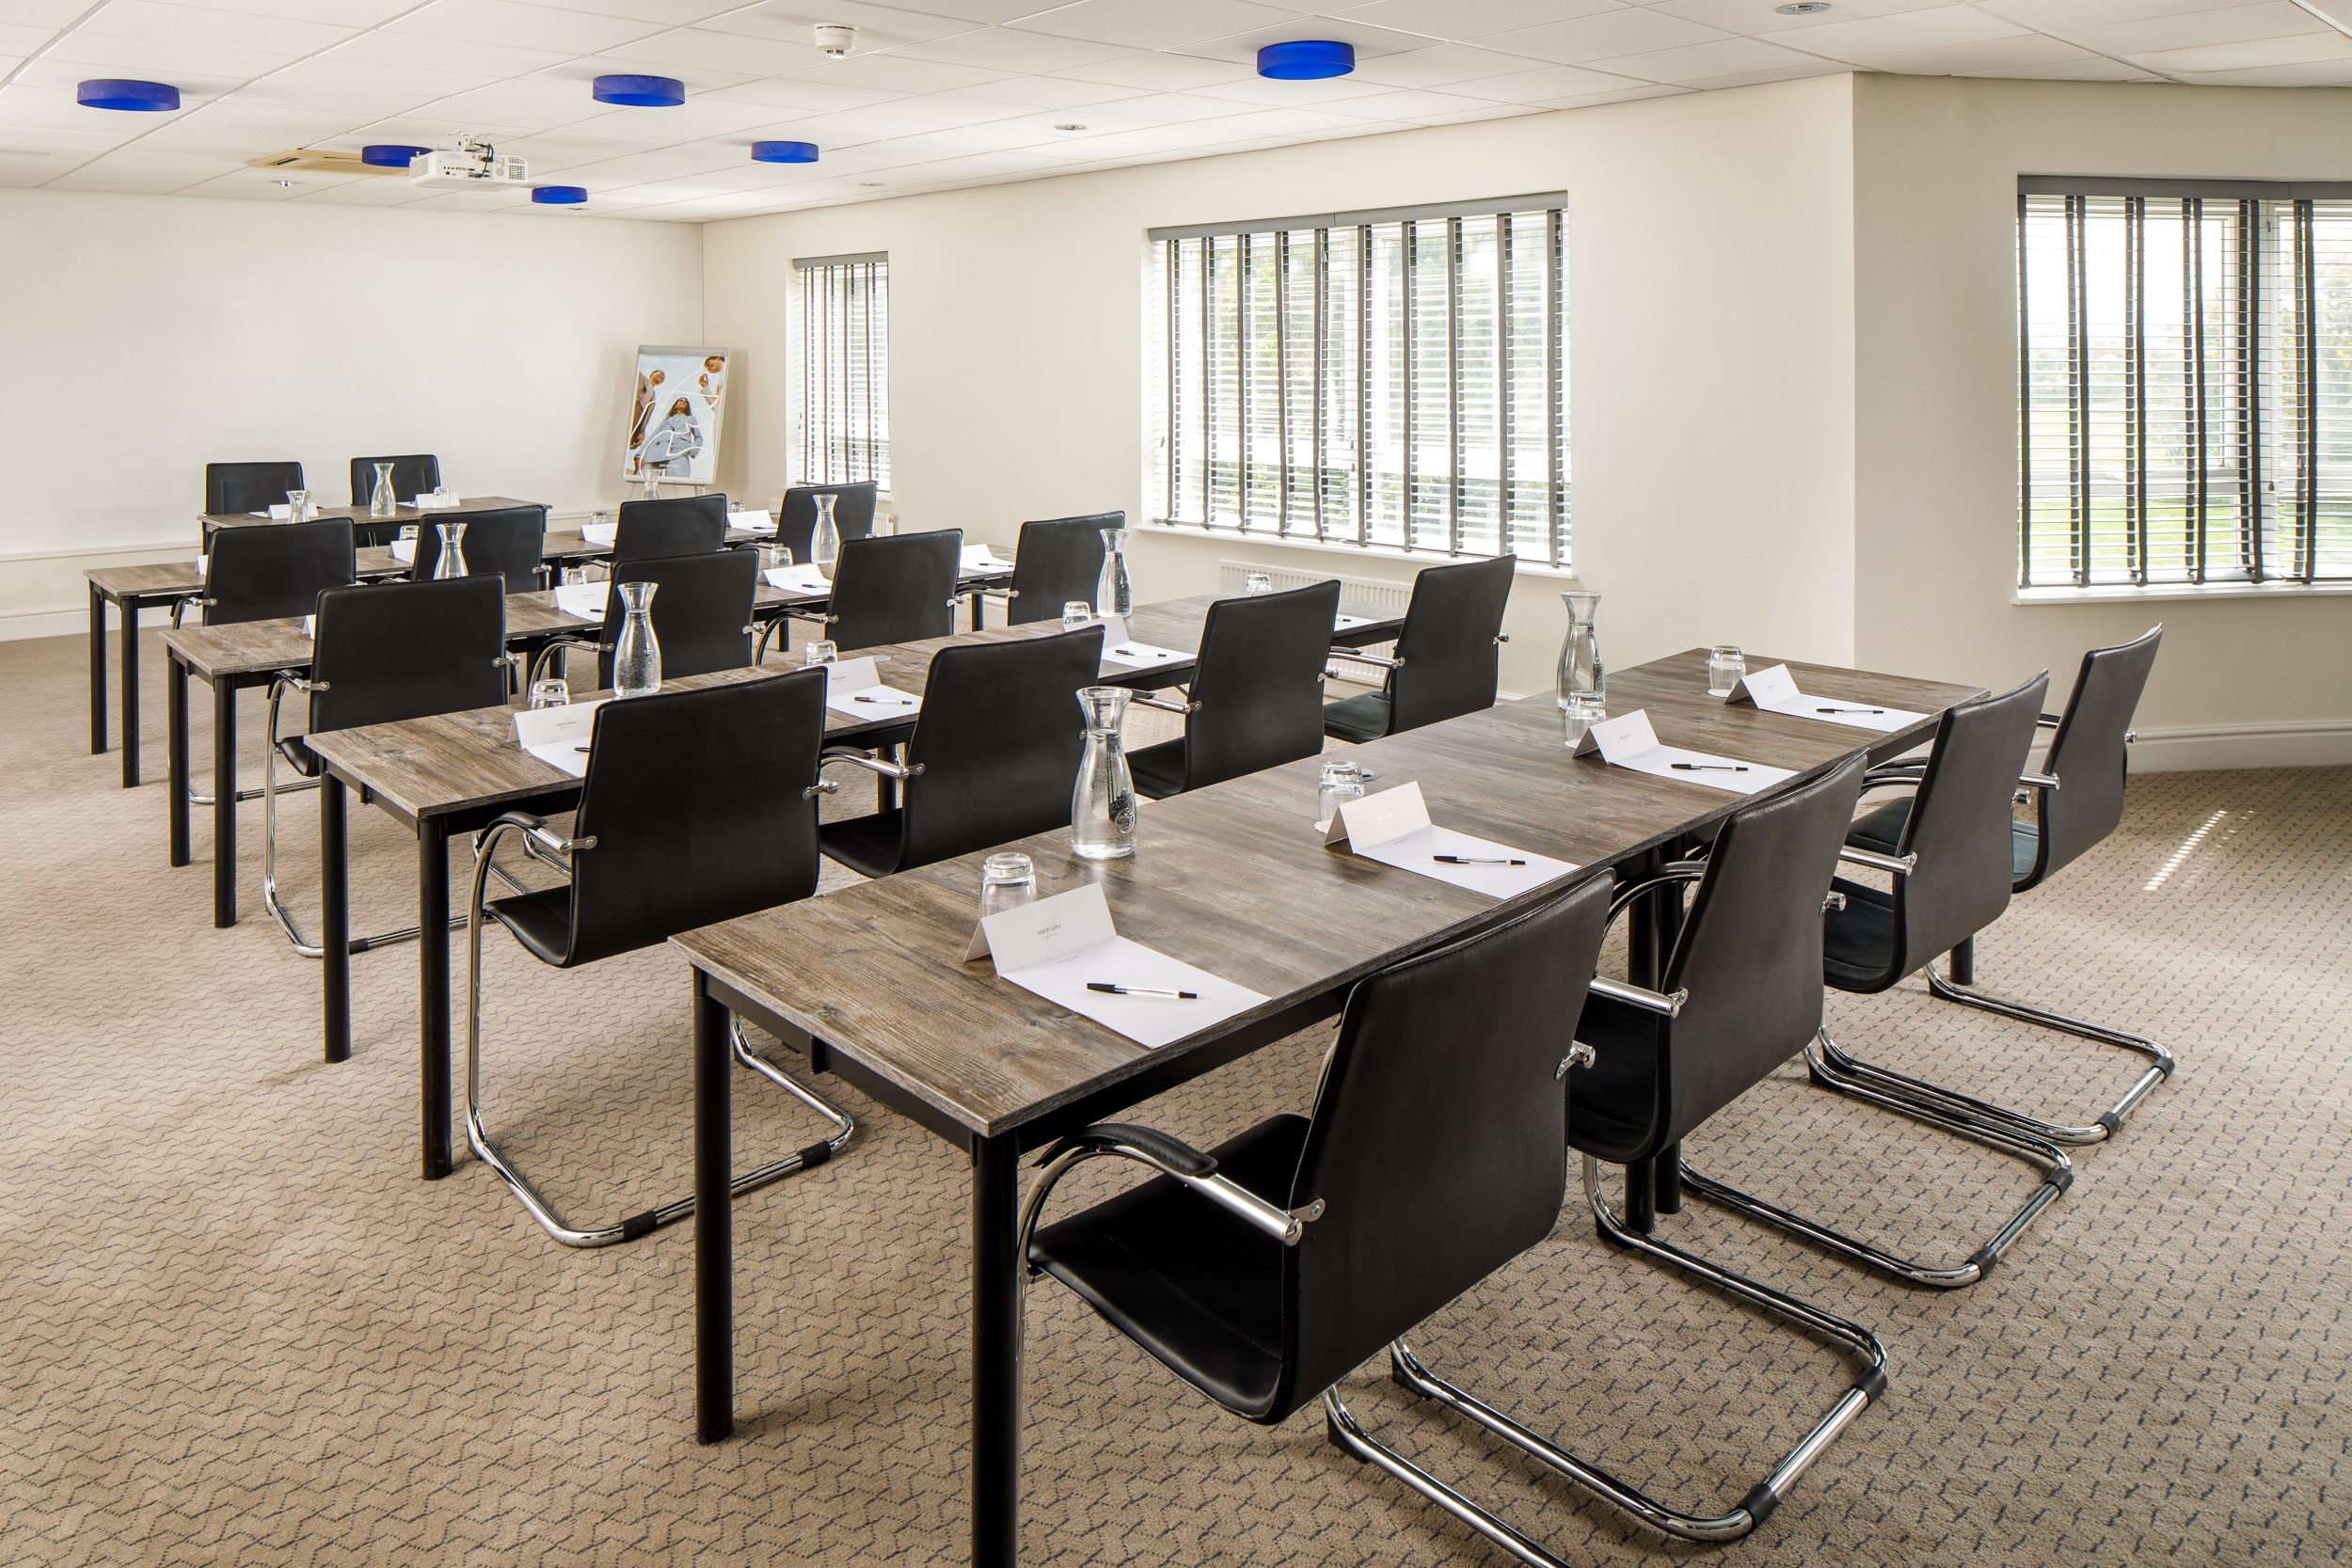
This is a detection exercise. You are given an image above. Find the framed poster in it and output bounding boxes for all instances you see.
[625,345,731,486]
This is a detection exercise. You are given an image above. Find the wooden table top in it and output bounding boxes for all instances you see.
[160,591,595,683]
[300,594,1408,831]
[87,561,204,598]
[200,496,538,531]
[669,648,1979,1142]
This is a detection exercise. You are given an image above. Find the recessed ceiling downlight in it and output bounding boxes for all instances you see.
[1774,3,1831,13]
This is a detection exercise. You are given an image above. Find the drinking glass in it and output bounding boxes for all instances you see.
[529,679,570,710]
[1317,759,1365,832]
[589,509,614,531]
[396,525,419,550]
[1062,601,1092,631]
[758,544,794,573]
[285,489,311,521]
[1707,645,1746,697]
[804,640,837,667]
[1563,691,1606,747]
[978,853,1037,921]
[559,565,586,587]
[1244,572,1274,595]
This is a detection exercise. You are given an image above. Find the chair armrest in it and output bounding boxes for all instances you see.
[1838,845,1915,877]
[1589,976,1684,1017]
[1040,1122,1217,1178]
[1020,1121,1315,1257]
[819,746,924,780]
[783,607,837,625]
[1327,647,1402,671]
[474,811,596,864]
[2019,770,2059,792]
[1132,693,1199,716]
[527,636,599,689]
[2037,713,2062,730]
[1603,862,1708,927]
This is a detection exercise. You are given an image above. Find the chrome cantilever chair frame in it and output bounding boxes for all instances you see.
[463,810,853,1248]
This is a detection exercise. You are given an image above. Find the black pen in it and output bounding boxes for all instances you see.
[1817,705,1884,714]
[573,745,590,752]
[852,694,911,704]
[1088,982,1197,999]
[1434,854,1525,865]
[1672,762,1747,771]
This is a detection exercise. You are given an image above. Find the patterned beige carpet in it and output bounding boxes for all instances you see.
[3,625,2345,1567]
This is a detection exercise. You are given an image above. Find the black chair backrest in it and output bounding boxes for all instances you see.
[828,529,962,652]
[775,483,879,564]
[2026,626,2161,891]
[203,518,355,625]
[407,504,547,592]
[598,550,759,687]
[564,670,829,968]
[1879,672,2050,976]
[348,454,441,508]
[1178,579,1343,792]
[1268,874,1613,1422]
[1387,554,1516,735]
[1007,513,1119,626]
[895,626,1105,873]
[206,461,305,516]
[308,578,507,735]
[614,493,728,563]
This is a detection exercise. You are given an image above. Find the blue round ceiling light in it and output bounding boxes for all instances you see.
[751,140,818,164]
[77,79,180,112]
[361,143,430,167]
[1256,40,1355,79]
[593,73,684,106]
[532,185,588,204]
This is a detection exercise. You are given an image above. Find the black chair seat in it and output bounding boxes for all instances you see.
[1846,799,1909,856]
[487,886,574,967]
[1822,878,1899,990]
[816,811,907,879]
[1565,991,1663,1164]
[1322,692,1391,745]
[275,736,322,777]
[1030,1114,1308,1419]
[1126,738,1185,800]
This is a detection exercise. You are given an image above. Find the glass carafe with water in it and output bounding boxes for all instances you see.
[1095,527,1131,619]
[369,462,398,519]
[812,492,841,583]
[433,522,469,580]
[612,580,660,698]
[1556,591,1603,709]
[1071,686,1136,860]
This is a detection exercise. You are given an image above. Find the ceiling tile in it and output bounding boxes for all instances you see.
[932,71,1157,106]
[1043,51,1253,88]
[2157,52,2352,81]
[2134,27,2352,69]
[1029,119,1247,157]
[325,31,579,76]
[888,24,1138,70]
[0,22,47,52]
[697,1,979,49]
[1194,104,1382,135]
[778,51,1019,88]
[1851,31,2094,68]
[208,75,433,115]
[2067,2,2334,54]
[1008,0,1309,53]
[175,0,417,24]
[892,147,1074,178]
[12,57,246,101]
[1976,0,2279,24]
[603,26,832,73]
[1652,0,1949,34]
[1173,14,1460,66]
[1070,88,1257,122]
[1333,0,1626,41]
[1345,42,1558,87]
[0,0,88,27]
[1480,8,1731,64]
[1522,80,1690,108]
[1321,85,1513,117]
[1181,71,1406,103]
[1585,35,1827,78]
[266,55,501,97]
[1968,53,2160,75]
[696,76,914,110]
[293,176,439,200]
[525,0,747,24]
[389,0,672,54]
[1760,6,2029,60]
[82,0,357,54]
[1448,59,1652,99]
[1674,56,1849,84]
[1406,101,1549,124]
[43,31,296,77]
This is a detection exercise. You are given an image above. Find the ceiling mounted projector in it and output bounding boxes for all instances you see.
[409,135,528,189]
[814,24,855,56]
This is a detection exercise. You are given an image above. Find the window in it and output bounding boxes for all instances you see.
[795,251,889,491]
[2017,178,2352,588]
[1152,196,1567,568]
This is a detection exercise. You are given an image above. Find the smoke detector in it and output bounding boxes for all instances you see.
[814,24,855,56]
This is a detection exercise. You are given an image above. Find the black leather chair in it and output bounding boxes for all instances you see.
[529,550,758,691]
[993,512,1118,626]
[407,503,548,592]
[797,529,962,653]
[1498,756,1887,1543]
[465,671,853,1248]
[1684,673,2075,1291]
[263,578,508,958]
[1023,876,1613,1568]
[1851,627,2171,1147]
[1128,579,1341,800]
[613,493,728,563]
[775,483,878,565]
[206,461,305,515]
[1323,554,1515,743]
[200,518,355,626]
[348,453,440,508]
[818,626,1103,879]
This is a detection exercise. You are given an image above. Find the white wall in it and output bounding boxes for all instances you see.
[705,76,1860,698]
[0,189,703,637]
[1851,75,2352,770]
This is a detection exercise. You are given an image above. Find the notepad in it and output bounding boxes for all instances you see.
[1094,615,1185,671]
[765,563,834,594]
[553,583,607,622]
[1333,612,1377,631]
[1572,708,1795,796]
[820,656,920,718]
[959,545,1011,574]
[1323,780,1576,897]
[580,522,618,547]
[729,509,775,534]
[513,699,609,778]
[1725,663,1927,735]
[966,884,1265,1050]
[389,538,416,563]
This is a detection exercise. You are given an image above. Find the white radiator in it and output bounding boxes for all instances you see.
[1217,558,1406,689]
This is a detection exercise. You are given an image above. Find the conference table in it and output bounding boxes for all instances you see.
[669,647,1980,1568]
[200,494,542,549]
[297,592,1411,1184]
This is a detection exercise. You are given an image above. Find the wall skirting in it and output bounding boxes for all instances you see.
[2125,719,2352,773]
[2,602,179,641]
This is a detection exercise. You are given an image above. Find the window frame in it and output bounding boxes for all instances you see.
[793,250,889,493]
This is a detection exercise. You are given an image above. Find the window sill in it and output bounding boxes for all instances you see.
[1143,520,1580,580]
[2014,580,2352,606]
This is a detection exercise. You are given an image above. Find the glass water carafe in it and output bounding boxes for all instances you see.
[1556,591,1603,709]
[613,580,661,698]
[1071,686,1137,861]
[812,492,841,582]
[433,522,469,580]
[369,462,397,518]
[1095,527,1131,619]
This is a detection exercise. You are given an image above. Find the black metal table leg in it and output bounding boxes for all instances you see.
[323,776,350,1064]
[419,817,452,1180]
[168,655,190,866]
[971,1134,1023,1568]
[213,681,237,928]
[1655,1141,1683,1214]
[88,583,106,756]
[694,972,734,1445]
[119,593,142,788]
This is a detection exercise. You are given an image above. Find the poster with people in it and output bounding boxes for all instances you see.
[626,346,730,486]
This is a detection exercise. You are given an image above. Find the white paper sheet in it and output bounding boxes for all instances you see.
[1093,617,1186,672]
[820,656,921,718]
[553,583,608,622]
[389,538,416,563]
[514,698,609,779]
[1726,663,1926,734]
[764,563,834,594]
[975,885,1265,1050]
[728,509,775,534]
[580,522,617,547]
[300,615,312,639]
[1324,781,1576,897]
[265,505,291,520]
[1572,708,1796,796]
[192,557,206,580]
[960,545,1012,573]
[1333,612,1377,630]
